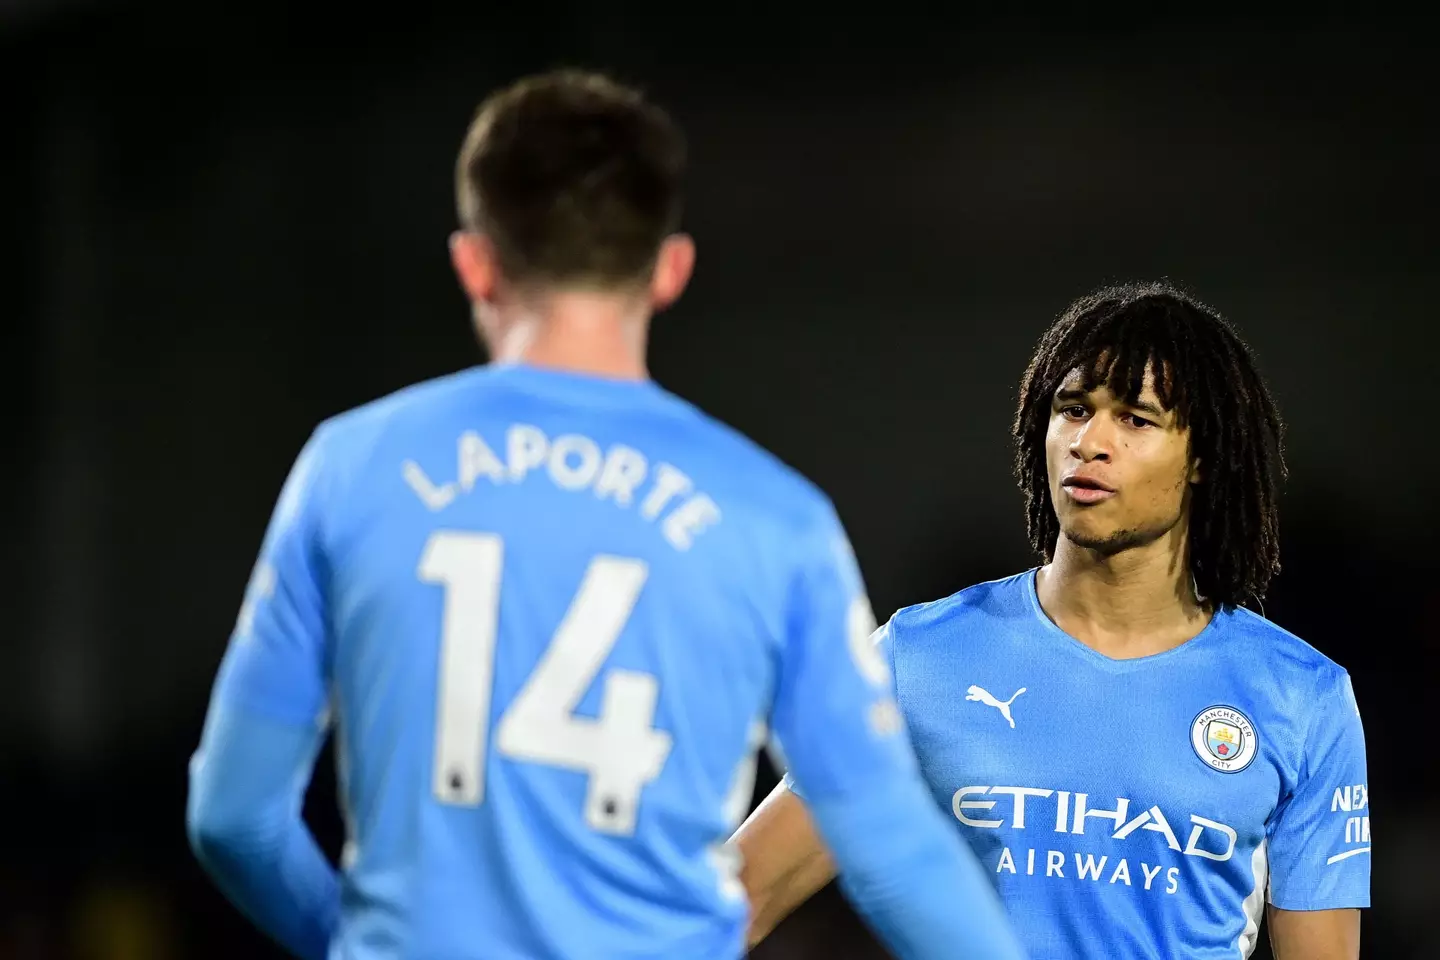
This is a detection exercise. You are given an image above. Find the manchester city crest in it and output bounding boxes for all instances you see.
[1190,705,1258,773]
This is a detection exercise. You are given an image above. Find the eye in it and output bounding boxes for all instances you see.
[1122,413,1155,428]
[1060,405,1088,420]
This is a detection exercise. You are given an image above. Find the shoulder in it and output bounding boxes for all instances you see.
[1215,606,1360,739]
[887,570,1035,646]
[665,388,833,510]
[281,368,488,506]
[641,387,845,551]
[318,367,490,446]
[1217,605,1352,693]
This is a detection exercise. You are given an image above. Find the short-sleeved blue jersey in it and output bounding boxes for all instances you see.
[866,570,1370,959]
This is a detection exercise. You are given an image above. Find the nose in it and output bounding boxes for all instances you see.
[1069,415,1113,463]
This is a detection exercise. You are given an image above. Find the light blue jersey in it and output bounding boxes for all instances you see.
[186,365,1023,960]
[802,570,1370,960]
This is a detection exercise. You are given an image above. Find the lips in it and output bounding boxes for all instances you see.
[1061,475,1116,504]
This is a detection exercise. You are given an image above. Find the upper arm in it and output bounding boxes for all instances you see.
[1266,670,1370,912]
[768,501,915,803]
[208,427,335,726]
[190,427,337,839]
[1266,905,1360,960]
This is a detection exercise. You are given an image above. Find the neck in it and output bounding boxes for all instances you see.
[485,290,651,381]
[1035,523,1210,659]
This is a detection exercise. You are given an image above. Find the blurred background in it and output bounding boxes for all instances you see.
[4,4,1437,958]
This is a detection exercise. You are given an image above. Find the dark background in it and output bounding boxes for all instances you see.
[4,5,1435,958]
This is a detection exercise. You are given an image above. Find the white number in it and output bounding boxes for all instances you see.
[418,532,505,807]
[417,530,672,836]
[495,555,672,833]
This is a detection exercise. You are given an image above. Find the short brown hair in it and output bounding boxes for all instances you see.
[456,69,686,289]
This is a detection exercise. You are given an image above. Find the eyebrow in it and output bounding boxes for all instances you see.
[1054,387,1168,419]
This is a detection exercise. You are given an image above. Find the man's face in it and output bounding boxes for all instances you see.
[1044,364,1200,555]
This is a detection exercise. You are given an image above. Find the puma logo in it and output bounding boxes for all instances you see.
[966,685,1026,729]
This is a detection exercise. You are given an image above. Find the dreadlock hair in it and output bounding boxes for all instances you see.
[1011,281,1287,610]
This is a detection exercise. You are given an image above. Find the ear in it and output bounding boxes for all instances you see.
[1188,456,1204,485]
[449,231,499,304]
[649,233,696,311]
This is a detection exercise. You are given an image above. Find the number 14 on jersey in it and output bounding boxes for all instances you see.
[418,530,673,836]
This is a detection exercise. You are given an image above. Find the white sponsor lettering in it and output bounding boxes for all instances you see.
[1075,852,1107,880]
[1183,815,1238,862]
[952,785,1238,863]
[1331,784,1369,812]
[992,848,1182,896]
[1327,782,1372,863]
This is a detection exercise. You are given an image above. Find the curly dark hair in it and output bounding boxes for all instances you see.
[1011,281,1287,609]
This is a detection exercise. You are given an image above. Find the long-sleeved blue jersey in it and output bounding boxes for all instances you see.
[187,364,1023,960]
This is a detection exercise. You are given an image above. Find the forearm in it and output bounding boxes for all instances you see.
[187,704,340,960]
[188,810,340,959]
[733,782,839,946]
[741,838,835,946]
[809,779,1025,960]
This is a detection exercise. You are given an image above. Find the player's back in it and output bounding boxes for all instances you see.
[317,364,812,960]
